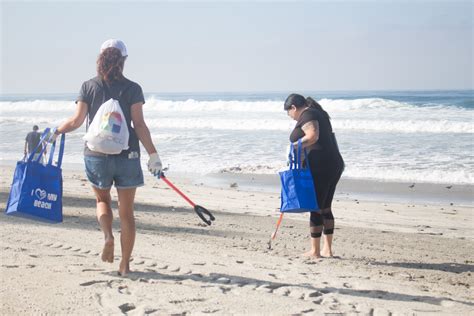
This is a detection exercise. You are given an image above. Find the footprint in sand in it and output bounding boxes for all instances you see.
[273,287,291,296]
[306,291,324,298]
[201,309,220,314]
[133,260,145,265]
[118,285,131,295]
[255,283,275,294]
[219,286,232,294]
[322,297,340,310]
[239,282,259,290]
[301,308,315,314]
[80,280,109,287]
[118,303,136,313]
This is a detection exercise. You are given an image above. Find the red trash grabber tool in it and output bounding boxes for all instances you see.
[158,172,215,226]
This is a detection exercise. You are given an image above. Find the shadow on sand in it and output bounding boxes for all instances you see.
[101,270,474,307]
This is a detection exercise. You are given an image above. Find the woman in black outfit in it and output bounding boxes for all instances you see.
[285,93,344,258]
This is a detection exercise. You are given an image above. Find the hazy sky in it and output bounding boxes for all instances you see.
[1,0,472,94]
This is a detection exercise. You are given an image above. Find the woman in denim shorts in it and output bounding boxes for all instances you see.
[50,39,163,276]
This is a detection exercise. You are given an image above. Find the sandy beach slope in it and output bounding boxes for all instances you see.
[1,166,473,315]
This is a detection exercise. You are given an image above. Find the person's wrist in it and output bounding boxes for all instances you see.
[54,128,61,135]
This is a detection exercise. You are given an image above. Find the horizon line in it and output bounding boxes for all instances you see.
[1,88,473,97]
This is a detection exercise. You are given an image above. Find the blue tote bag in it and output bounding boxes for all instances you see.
[279,140,319,213]
[5,128,65,223]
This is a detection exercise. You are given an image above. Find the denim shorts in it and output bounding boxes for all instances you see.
[84,155,144,189]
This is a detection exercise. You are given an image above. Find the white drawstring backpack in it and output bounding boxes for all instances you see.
[83,98,129,154]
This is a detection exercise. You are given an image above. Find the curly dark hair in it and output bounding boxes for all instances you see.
[97,47,126,82]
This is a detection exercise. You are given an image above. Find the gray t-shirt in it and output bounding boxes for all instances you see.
[76,76,145,157]
[25,131,42,154]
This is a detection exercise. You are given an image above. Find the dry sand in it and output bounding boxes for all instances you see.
[1,166,473,315]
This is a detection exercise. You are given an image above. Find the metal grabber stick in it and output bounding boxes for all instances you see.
[158,171,215,226]
[268,212,284,250]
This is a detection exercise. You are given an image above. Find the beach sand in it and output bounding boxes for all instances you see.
[0,166,473,315]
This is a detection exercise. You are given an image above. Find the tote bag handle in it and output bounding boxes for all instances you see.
[288,139,309,170]
[46,131,66,168]
[28,128,51,162]
[28,128,66,167]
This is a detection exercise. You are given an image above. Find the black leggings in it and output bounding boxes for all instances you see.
[310,208,335,238]
[308,164,343,238]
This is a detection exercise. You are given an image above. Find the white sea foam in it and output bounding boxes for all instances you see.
[145,98,283,113]
[1,115,470,134]
[343,166,474,185]
[0,100,75,112]
[188,161,474,185]
[1,95,472,185]
[319,97,409,110]
[333,119,473,134]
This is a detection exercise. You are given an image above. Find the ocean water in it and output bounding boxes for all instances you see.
[0,90,473,185]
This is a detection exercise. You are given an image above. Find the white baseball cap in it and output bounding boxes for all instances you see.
[100,39,128,57]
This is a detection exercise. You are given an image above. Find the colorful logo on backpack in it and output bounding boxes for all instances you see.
[101,112,123,134]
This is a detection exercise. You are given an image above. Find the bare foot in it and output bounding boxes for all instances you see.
[321,248,333,258]
[302,250,321,259]
[118,260,130,277]
[101,238,114,263]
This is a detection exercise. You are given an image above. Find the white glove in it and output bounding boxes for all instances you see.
[147,153,163,177]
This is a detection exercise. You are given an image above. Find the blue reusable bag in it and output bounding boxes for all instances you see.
[5,128,65,223]
[279,140,319,213]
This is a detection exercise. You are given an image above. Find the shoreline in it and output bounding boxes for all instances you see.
[201,172,474,207]
[1,160,472,207]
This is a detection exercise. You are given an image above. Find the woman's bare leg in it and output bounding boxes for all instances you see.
[116,188,137,276]
[321,234,333,257]
[321,207,335,257]
[92,187,114,263]
[303,237,321,258]
[303,212,322,258]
